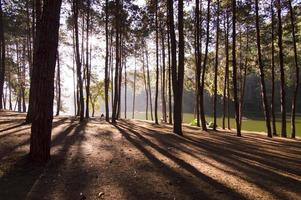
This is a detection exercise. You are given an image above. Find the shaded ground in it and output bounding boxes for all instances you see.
[0,111,301,200]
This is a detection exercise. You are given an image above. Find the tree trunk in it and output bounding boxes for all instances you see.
[222,9,229,130]
[276,0,286,137]
[142,47,149,120]
[270,1,277,136]
[74,0,84,122]
[288,0,299,139]
[112,0,120,123]
[161,26,167,123]
[255,0,272,137]
[232,0,241,136]
[132,61,137,119]
[213,0,220,131]
[167,0,184,135]
[200,0,211,131]
[85,0,91,119]
[30,0,62,163]
[195,0,200,127]
[145,47,153,121]
[56,50,61,116]
[0,0,5,110]
[167,30,172,124]
[26,0,42,123]
[154,0,159,124]
[104,0,110,121]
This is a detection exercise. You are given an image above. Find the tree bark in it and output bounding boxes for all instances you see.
[74,0,84,122]
[104,0,110,121]
[85,0,91,118]
[288,0,299,139]
[232,0,241,136]
[154,0,159,124]
[213,0,220,130]
[29,0,62,163]
[255,0,272,137]
[56,50,61,116]
[276,0,286,137]
[200,0,211,131]
[270,1,277,136]
[0,0,5,110]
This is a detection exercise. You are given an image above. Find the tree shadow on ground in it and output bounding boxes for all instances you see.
[0,117,88,199]
[115,120,301,200]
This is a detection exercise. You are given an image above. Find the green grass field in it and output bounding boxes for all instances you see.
[126,112,301,137]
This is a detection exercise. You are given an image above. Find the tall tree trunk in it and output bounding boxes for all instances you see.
[213,0,220,131]
[56,50,61,116]
[132,60,137,119]
[26,0,42,123]
[112,0,120,123]
[30,0,62,163]
[154,0,159,124]
[255,0,272,137]
[85,0,90,118]
[0,0,5,110]
[270,1,277,136]
[289,0,299,139]
[200,0,211,131]
[222,10,229,130]
[276,0,286,137]
[74,0,84,122]
[195,0,200,127]
[124,59,127,119]
[161,26,167,123]
[104,0,110,121]
[146,47,153,121]
[167,0,184,135]
[167,30,172,124]
[232,0,241,136]
[142,48,149,120]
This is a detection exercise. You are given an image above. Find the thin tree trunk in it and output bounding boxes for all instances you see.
[255,0,272,137]
[112,0,120,123]
[276,0,286,137]
[232,0,241,136]
[85,0,91,118]
[104,0,110,121]
[142,48,149,120]
[146,47,153,121]
[195,0,200,127]
[222,10,229,130]
[213,0,220,130]
[56,50,61,116]
[74,0,84,121]
[167,30,172,124]
[161,26,167,123]
[200,0,211,131]
[154,0,159,124]
[0,0,5,110]
[289,0,299,139]
[132,58,137,119]
[270,1,277,136]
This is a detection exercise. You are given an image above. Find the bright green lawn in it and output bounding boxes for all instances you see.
[126,112,301,137]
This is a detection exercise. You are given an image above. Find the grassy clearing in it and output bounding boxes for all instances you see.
[126,112,301,137]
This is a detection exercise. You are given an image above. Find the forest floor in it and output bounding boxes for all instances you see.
[1,111,301,200]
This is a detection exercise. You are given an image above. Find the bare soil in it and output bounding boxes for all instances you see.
[1,111,301,200]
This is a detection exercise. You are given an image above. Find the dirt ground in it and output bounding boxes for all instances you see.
[0,111,301,200]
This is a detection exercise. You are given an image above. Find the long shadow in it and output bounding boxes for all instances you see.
[0,118,88,199]
[114,122,247,200]
[120,121,301,200]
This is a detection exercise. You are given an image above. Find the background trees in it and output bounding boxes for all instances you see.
[0,0,300,162]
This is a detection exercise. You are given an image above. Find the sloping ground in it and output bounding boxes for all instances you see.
[0,111,301,200]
